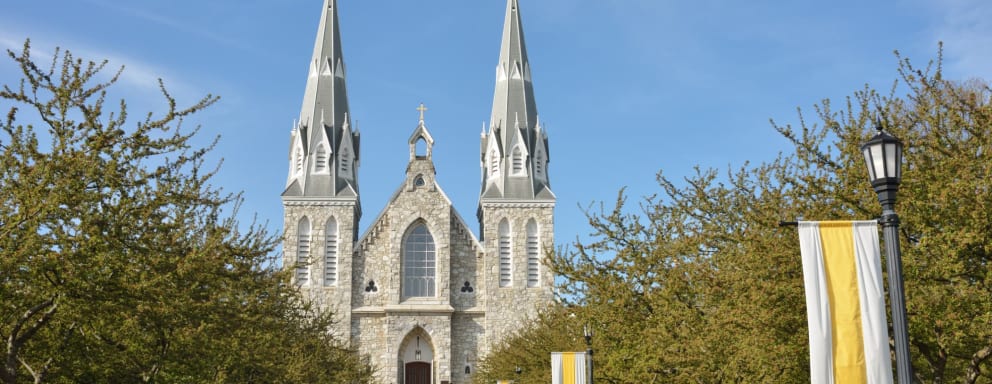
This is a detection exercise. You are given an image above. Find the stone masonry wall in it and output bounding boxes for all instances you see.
[283,200,357,342]
[289,157,553,383]
[479,203,555,356]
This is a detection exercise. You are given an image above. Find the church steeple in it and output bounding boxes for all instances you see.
[284,0,360,200]
[480,0,553,201]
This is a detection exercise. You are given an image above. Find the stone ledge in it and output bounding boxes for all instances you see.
[350,305,489,315]
[458,306,486,315]
[351,304,456,315]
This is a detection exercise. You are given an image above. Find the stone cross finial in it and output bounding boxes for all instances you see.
[417,102,428,122]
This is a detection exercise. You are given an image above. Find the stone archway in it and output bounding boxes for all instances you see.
[398,327,435,384]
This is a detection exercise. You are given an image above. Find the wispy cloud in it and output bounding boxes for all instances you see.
[930,0,992,80]
[77,0,251,52]
[0,26,201,106]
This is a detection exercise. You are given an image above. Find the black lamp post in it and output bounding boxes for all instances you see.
[515,366,521,383]
[861,124,914,383]
[583,324,594,384]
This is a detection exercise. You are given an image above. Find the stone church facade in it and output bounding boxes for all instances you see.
[281,1,555,383]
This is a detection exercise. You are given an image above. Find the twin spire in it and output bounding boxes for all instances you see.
[300,0,348,132]
[490,0,539,135]
[481,0,553,201]
[285,0,552,203]
[284,0,360,199]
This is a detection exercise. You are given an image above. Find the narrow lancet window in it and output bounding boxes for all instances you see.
[499,219,512,287]
[296,217,311,285]
[315,146,328,172]
[325,217,338,286]
[535,152,545,179]
[526,219,540,287]
[295,145,304,175]
[512,147,525,175]
[489,149,500,177]
[339,149,351,175]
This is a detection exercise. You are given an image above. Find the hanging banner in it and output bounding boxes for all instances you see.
[551,352,587,384]
[797,221,893,384]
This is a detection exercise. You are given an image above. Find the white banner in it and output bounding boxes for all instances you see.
[551,352,587,384]
[798,221,893,384]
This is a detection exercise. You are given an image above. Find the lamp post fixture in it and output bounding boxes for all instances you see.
[583,324,594,384]
[861,124,914,383]
[514,366,521,384]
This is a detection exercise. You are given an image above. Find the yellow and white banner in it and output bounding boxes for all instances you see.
[798,221,893,384]
[551,352,587,384]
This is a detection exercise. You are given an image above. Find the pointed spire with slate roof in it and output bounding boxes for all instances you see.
[284,0,360,201]
[480,0,554,201]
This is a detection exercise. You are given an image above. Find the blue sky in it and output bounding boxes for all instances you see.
[2,0,990,254]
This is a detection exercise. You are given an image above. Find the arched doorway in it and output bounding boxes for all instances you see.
[399,328,435,384]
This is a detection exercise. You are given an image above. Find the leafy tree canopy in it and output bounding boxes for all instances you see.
[476,47,991,383]
[0,41,373,383]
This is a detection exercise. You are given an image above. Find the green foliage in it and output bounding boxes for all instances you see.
[473,306,587,384]
[0,41,373,383]
[478,47,992,383]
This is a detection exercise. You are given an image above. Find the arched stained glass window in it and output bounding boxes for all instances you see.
[403,224,436,297]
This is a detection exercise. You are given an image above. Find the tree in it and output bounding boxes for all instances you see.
[477,48,992,383]
[0,41,373,383]
[473,306,586,384]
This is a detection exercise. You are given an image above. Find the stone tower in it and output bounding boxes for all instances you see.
[281,0,360,338]
[282,1,554,383]
[478,0,556,346]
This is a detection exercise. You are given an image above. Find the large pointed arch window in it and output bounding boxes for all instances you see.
[296,217,311,286]
[324,217,338,287]
[498,219,512,287]
[403,224,436,297]
[526,219,540,287]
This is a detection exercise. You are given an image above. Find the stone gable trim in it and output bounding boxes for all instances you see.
[282,198,358,207]
[479,201,555,209]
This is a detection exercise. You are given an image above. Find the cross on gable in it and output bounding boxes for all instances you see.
[417,103,428,122]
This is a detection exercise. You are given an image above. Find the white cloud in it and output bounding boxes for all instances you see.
[0,26,201,110]
[930,0,992,80]
[77,0,251,52]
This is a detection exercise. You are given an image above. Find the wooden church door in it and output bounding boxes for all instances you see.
[405,362,431,384]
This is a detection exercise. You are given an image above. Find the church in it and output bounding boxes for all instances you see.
[281,0,555,383]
